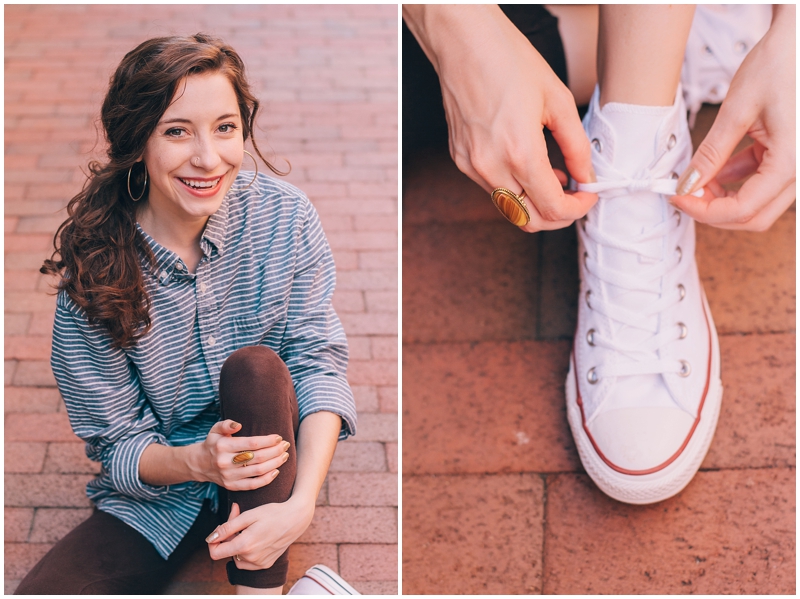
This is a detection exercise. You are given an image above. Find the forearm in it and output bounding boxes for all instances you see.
[139,441,203,486]
[402,4,515,75]
[288,411,342,509]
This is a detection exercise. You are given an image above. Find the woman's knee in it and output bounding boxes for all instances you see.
[219,346,298,426]
[221,346,292,392]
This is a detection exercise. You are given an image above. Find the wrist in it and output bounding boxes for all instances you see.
[287,491,317,514]
[183,443,206,483]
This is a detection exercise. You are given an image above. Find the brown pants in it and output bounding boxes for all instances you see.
[15,346,299,594]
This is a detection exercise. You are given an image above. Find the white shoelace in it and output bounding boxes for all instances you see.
[574,175,702,383]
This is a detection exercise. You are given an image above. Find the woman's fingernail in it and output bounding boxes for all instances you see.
[205,530,219,543]
[282,441,290,452]
[282,452,289,463]
[272,469,280,478]
[589,168,597,183]
[275,435,282,443]
[230,421,240,430]
[676,168,701,196]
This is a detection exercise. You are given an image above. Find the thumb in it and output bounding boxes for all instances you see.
[206,503,246,544]
[209,419,241,437]
[676,102,750,196]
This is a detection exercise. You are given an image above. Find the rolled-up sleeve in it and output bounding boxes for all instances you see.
[51,296,171,500]
[279,198,357,440]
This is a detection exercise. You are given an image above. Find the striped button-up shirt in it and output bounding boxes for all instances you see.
[51,172,357,559]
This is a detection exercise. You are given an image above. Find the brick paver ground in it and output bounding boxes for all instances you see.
[5,5,397,594]
[402,105,795,593]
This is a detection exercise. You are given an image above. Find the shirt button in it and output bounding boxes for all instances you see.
[159,270,169,283]
[207,336,216,347]
[734,41,748,53]
[175,262,184,271]
[200,282,208,293]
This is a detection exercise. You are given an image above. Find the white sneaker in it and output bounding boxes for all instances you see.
[681,4,772,128]
[286,565,361,595]
[569,86,723,505]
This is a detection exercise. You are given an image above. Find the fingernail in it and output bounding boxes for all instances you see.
[281,452,289,463]
[282,441,290,452]
[230,421,240,430]
[275,435,282,443]
[205,530,219,543]
[589,168,597,183]
[272,469,280,478]
[676,168,701,196]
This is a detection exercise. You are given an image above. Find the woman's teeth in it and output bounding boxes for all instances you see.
[179,177,220,189]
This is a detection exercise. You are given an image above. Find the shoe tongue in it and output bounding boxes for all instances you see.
[594,102,673,340]
[600,102,671,171]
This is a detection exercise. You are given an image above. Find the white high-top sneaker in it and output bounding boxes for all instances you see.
[286,564,361,595]
[567,86,723,505]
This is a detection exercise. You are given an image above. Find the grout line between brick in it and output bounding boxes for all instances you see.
[404,463,795,480]
[540,473,549,595]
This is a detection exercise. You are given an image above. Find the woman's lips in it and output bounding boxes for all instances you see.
[177,175,224,197]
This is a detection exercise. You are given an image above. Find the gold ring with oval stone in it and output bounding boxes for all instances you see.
[491,187,530,226]
[232,450,255,466]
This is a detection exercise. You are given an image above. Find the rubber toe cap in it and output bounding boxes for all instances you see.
[587,407,696,473]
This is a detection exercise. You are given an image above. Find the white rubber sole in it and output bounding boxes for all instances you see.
[303,564,361,595]
[565,291,723,505]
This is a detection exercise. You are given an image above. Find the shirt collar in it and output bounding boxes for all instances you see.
[136,191,232,284]
[201,192,229,258]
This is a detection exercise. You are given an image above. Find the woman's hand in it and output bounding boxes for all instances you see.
[206,499,315,570]
[190,420,290,491]
[673,5,796,231]
[403,5,597,232]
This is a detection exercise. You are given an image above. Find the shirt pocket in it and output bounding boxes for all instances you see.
[230,301,285,348]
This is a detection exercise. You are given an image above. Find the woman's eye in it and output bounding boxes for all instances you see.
[219,123,238,133]
[165,128,185,137]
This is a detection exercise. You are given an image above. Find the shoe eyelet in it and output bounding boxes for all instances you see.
[670,171,679,180]
[674,210,681,227]
[704,45,713,55]
[583,251,589,266]
[676,246,682,262]
[586,290,592,309]
[667,134,677,150]
[678,360,691,377]
[735,41,747,53]
[678,284,686,301]
[586,329,596,346]
[677,322,688,339]
[587,367,599,384]
[591,138,602,153]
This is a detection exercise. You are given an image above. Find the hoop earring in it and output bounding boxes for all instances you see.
[127,163,148,202]
[242,150,258,190]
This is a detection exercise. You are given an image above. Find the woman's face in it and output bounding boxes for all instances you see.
[141,71,243,225]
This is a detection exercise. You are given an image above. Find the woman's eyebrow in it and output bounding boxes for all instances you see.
[160,113,240,125]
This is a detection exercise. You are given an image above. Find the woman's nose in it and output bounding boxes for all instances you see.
[192,137,222,171]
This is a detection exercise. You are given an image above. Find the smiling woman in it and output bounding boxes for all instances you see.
[23,34,360,595]
[138,72,250,272]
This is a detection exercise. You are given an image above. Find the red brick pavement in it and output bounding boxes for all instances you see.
[4,5,397,594]
[402,105,795,593]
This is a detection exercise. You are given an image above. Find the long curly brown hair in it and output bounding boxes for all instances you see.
[42,33,285,349]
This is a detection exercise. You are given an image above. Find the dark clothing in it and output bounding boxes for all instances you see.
[17,346,299,593]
